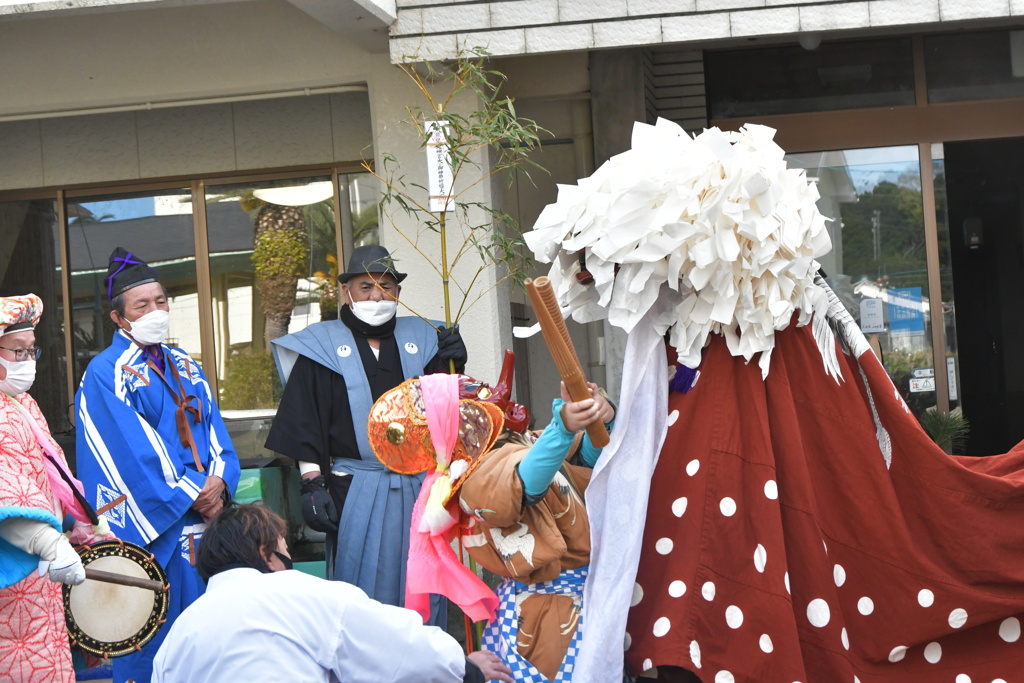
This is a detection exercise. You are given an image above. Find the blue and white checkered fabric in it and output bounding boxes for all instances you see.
[480,567,587,682]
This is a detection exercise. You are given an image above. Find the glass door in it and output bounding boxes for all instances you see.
[65,188,200,383]
[786,146,959,420]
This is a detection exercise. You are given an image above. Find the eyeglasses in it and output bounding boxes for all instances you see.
[0,346,42,362]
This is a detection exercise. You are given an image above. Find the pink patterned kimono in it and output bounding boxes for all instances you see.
[0,391,75,683]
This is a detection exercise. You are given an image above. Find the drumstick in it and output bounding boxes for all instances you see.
[525,277,610,448]
[85,568,168,592]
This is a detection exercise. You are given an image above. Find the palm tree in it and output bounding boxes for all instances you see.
[252,202,309,343]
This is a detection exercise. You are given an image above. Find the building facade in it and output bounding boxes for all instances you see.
[1,0,1021,472]
[390,0,1024,456]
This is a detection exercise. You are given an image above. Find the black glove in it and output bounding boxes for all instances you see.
[300,475,339,533]
[436,325,468,369]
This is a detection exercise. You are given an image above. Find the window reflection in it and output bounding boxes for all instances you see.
[66,189,200,383]
[205,174,378,412]
[787,147,955,418]
[925,30,1024,103]
[0,199,68,432]
[342,173,380,249]
[706,37,915,118]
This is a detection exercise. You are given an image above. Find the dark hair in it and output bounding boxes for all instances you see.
[196,503,287,581]
[110,292,127,318]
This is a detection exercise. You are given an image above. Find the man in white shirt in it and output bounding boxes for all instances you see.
[152,504,511,683]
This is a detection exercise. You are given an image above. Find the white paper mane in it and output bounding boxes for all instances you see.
[525,119,837,379]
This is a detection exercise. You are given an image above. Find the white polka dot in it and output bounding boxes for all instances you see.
[668,581,687,598]
[702,582,716,601]
[823,540,828,554]
[689,640,702,669]
[949,608,968,629]
[754,544,767,573]
[854,678,860,683]
[784,572,790,594]
[653,617,671,637]
[841,627,849,650]
[759,634,773,653]
[999,617,1021,642]
[888,645,907,663]
[686,459,700,476]
[764,480,778,499]
[642,659,653,673]
[955,676,971,683]
[725,605,744,629]
[720,497,737,516]
[715,672,735,683]
[807,599,830,627]
[992,679,1007,683]
[656,538,674,555]
[917,589,934,607]
[667,409,679,426]
[672,497,688,517]
[833,564,846,587]
[924,641,941,663]
[857,597,874,615]
[631,583,644,607]
[624,631,631,651]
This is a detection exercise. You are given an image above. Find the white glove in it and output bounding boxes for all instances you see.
[47,536,86,585]
[0,517,86,585]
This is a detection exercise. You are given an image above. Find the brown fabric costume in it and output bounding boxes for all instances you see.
[460,434,590,680]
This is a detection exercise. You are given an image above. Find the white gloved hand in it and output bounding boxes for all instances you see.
[47,536,86,586]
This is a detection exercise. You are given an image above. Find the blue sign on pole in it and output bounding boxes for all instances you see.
[888,287,925,335]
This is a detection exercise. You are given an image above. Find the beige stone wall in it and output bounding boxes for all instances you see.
[0,93,371,190]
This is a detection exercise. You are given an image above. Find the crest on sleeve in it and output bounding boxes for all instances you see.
[172,353,204,386]
[96,483,127,528]
[119,362,151,393]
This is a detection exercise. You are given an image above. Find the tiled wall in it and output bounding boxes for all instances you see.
[0,92,372,191]
[390,0,1024,62]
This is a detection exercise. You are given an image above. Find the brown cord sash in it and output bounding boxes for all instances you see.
[525,277,610,448]
[146,352,205,473]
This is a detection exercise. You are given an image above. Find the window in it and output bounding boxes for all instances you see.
[67,188,200,380]
[706,37,916,118]
[925,30,1024,103]
[786,146,958,417]
[0,198,69,431]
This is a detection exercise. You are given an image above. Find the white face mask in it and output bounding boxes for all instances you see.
[0,356,35,396]
[348,295,398,327]
[125,309,170,346]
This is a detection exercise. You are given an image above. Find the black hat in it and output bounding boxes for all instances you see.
[337,245,407,284]
[105,247,160,301]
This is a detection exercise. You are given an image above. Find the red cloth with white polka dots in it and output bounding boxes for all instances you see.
[626,323,1024,683]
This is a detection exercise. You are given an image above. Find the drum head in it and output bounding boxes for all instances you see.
[63,540,170,658]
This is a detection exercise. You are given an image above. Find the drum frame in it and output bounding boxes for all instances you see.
[63,540,170,659]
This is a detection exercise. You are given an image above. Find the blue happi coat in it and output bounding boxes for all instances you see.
[272,316,444,623]
[76,330,240,683]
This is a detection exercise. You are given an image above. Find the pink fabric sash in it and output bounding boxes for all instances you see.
[13,399,90,524]
[420,373,459,471]
[405,374,499,624]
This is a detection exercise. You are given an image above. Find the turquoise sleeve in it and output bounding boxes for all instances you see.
[518,399,577,497]
[518,399,615,494]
